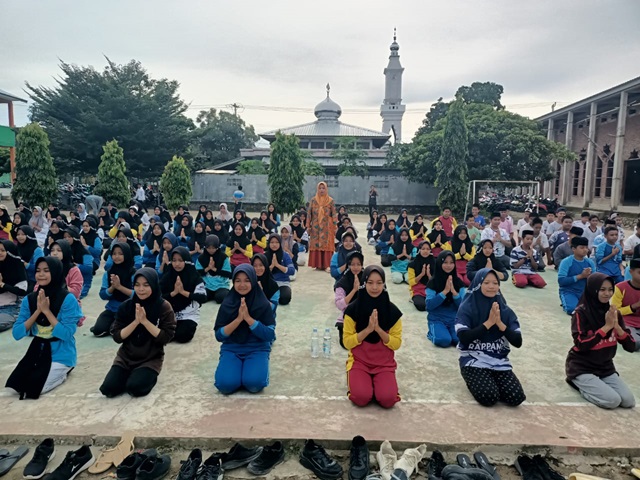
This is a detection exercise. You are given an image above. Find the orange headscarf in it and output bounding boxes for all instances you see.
[313,181,334,226]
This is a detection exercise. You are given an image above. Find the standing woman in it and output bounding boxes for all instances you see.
[0,240,28,332]
[389,228,415,284]
[16,226,44,291]
[196,235,232,304]
[426,251,467,348]
[456,268,526,407]
[444,225,475,286]
[368,185,378,217]
[0,205,13,241]
[226,222,253,270]
[307,182,337,271]
[80,217,103,272]
[248,218,268,255]
[410,214,427,247]
[427,220,448,257]
[6,257,83,399]
[160,247,207,343]
[407,241,435,311]
[565,273,636,409]
[251,254,281,312]
[334,251,364,349]
[99,268,176,398]
[63,226,95,299]
[343,265,402,409]
[265,233,295,305]
[214,264,276,395]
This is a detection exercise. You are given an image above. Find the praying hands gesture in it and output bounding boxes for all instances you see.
[484,302,506,331]
[207,257,216,273]
[460,243,466,256]
[234,241,241,253]
[401,244,408,259]
[36,290,50,315]
[271,254,284,273]
[418,263,431,281]
[171,276,187,297]
[162,250,170,265]
[442,276,458,297]
[110,274,121,289]
[80,236,87,247]
[577,267,592,280]
[353,274,360,292]
[251,232,257,242]
[181,230,187,239]
[603,305,625,336]
[153,240,160,253]
[194,242,202,254]
[486,257,493,270]
[358,309,390,344]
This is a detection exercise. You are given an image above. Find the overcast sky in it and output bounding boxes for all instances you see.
[2,0,639,141]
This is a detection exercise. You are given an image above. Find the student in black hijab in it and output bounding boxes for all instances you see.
[142,222,167,268]
[188,220,208,264]
[196,235,232,304]
[195,204,208,224]
[63,225,94,298]
[226,222,253,269]
[202,209,216,234]
[466,239,509,282]
[427,219,449,257]
[81,217,102,271]
[334,250,364,349]
[251,254,280,312]
[44,221,67,255]
[259,211,275,234]
[213,219,230,245]
[248,218,268,255]
[16,225,44,291]
[11,212,27,241]
[410,214,427,246]
[396,208,411,229]
[408,241,436,311]
[0,240,28,332]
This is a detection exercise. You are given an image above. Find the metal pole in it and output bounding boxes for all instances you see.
[464,181,472,220]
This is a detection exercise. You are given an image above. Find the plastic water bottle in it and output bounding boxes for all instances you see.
[311,328,320,358]
[323,328,332,358]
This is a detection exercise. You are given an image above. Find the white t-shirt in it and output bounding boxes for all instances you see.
[532,232,549,257]
[481,227,510,257]
[583,226,602,250]
[573,220,590,230]
[624,234,640,254]
[135,187,146,201]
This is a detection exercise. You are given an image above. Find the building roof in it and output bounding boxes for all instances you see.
[260,120,391,140]
[0,88,27,104]
[536,76,640,124]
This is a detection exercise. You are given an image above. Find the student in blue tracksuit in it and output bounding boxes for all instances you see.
[265,233,295,305]
[91,242,135,337]
[196,235,232,304]
[80,217,102,271]
[595,226,625,283]
[142,223,166,268]
[214,264,276,395]
[104,228,143,271]
[15,226,44,291]
[155,232,179,277]
[558,236,596,315]
[251,254,280,313]
[389,228,416,284]
[426,251,467,348]
[376,219,396,267]
[330,231,360,281]
[63,226,95,299]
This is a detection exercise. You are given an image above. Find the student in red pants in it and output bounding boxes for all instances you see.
[510,230,547,288]
[343,265,402,409]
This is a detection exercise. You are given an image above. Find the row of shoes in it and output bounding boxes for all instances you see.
[9,440,95,480]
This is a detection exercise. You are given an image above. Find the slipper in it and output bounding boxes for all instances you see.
[457,454,475,469]
[568,475,609,480]
[0,446,29,477]
[632,469,640,480]
[474,452,500,480]
[87,431,135,474]
[514,454,532,477]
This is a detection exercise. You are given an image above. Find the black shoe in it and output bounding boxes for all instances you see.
[136,454,171,480]
[514,455,544,480]
[176,449,202,480]
[196,455,222,480]
[46,445,94,480]
[299,440,343,480]
[23,438,55,479]
[442,465,494,480]
[220,443,262,470]
[531,455,564,480]
[247,442,285,475]
[348,436,369,480]
[118,450,158,480]
[427,450,447,480]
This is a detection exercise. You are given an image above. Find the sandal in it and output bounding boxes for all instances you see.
[88,431,135,474]
[474,452,500,480]
[569,475,609,480]
[0,446,30,476]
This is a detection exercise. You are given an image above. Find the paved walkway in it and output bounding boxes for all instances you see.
[0,216,638,452]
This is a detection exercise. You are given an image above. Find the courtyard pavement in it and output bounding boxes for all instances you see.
[0,215,638,452]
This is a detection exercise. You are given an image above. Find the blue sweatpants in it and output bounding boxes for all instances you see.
[560,291,580,315]
[427,320,458,348]
[215,349,270,394]
[79,264,93,299]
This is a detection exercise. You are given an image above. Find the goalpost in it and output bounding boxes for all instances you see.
[463,180,541,220]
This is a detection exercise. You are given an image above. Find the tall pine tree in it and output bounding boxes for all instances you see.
[267,132,304,216]
[160,156,192,211]
[13,123,58,207]
[94,140,130,207]
[435,100,468,215]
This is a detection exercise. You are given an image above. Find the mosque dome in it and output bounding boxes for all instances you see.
[314,84,342,120]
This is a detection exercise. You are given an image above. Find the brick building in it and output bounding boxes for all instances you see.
[537,76,640,213]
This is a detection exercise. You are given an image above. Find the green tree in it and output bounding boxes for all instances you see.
[189,108,259,171]
[94,139,130,206]
[435,100,468,215]
[302,159,325,176]
[267,132,304,215]
[160,156,193,211]
[0,147,10,175]
[334,137,368,177]
[26,58,193,177]
[13,123,58,207]
[456,82,504,109]
[236,160,267,174]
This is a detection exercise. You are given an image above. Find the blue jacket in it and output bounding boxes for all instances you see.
[99,271,134,312]
[142,245,158,266]
[215,321,275,354]
[595,241,623,277]
[426,288,466,325]
[24,248,45,283]
[13,294,83,367]
[558,255,597,296]
[390,247,417,274]
[86,238,102,266]
[271,252,295,283]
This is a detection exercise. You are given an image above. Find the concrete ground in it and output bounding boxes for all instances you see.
[0,214,639,478]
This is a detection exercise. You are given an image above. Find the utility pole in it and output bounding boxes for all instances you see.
[228,103,242,116]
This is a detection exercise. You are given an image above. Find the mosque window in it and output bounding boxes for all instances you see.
[310,141,324,149]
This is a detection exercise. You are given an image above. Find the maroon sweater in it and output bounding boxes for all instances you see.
[565,310,636,380]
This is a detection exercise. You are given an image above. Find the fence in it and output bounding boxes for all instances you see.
[192,174,439,208]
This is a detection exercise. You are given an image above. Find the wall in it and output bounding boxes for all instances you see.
[192,174,439,207]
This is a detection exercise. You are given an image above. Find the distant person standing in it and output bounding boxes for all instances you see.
[308,182,337,270]
[134,184,146,206]
[233,186,244,212]
[368,185,378,217]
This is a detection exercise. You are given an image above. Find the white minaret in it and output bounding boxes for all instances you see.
[380,28,406,142]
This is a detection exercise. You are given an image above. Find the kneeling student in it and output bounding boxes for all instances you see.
[196,235,231,304]
[407,241,435,311]
[558,237,596,315]
[612,258,640,350]
[510,230,546,288]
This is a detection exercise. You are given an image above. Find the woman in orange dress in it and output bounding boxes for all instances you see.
[307,182,337,270]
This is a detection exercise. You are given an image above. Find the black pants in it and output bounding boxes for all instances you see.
[368,203,376,217]
[279,285,292,305]
[92,310,116,337]
[412,295,426,312]
[335,323,346,350]
[461,366,526,407]
[205,288,229,304]
[173,320,197,343]
[381,254,392,267]
[100,365,158,398]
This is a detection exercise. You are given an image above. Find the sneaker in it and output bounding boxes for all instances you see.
[176,449,202,480]
[515,455,545,480]
[426,450,446,480]
[376,440,397,480]
[247,442,285,475]
[46,446,94,480]
[136,454,171,480]
[220,443,262,470]
[393,444,426,479]
[23,439,55,479]
[348,436,369,480]
[118,450,158,480]
[299,440,343,480]
[196,455,222,480]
